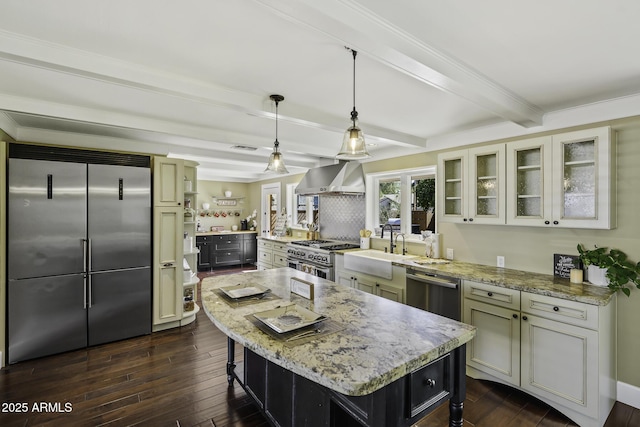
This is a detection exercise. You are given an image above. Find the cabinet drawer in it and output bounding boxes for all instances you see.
[272,242,288,252]
[243,233,258,240]
[464,280,520,310]
[521,292,598,330]
[213,234,241,242]
[196,235,210,243]
[213,250,242,266]
[273,252,288,267]
[258,249,272,264]
[215,241,242,251]
[258,239,273,249]
[408,354,452,418]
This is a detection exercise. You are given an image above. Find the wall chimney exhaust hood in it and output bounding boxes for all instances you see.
[295,162,365,195]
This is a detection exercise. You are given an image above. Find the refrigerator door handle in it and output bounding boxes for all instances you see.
[83,274,88,309]
[87,238,92,272]
[82,239,88,273]
[88,274,93,308]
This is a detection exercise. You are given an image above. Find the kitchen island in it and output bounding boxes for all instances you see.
[201,268,476,427]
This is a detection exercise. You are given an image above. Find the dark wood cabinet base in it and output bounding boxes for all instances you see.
[226,338,466,427]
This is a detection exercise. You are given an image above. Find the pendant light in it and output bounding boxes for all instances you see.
[264,94,289,174]
[336,48,370,160]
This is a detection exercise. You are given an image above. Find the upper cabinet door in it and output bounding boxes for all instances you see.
[153,156,184,207]
[438,144,505,225]
[551,127,615,229]
[505,127,615,229]
[506,136,553,226]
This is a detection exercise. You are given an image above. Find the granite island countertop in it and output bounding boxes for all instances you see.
[201,268,476,396]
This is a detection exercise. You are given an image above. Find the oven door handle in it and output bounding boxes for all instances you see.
[406,271,459,289]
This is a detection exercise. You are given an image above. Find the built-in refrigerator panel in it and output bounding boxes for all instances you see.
[8,158,87,280]
[8,274,88,363]
[88,164,151,272]
[88,268,151,346]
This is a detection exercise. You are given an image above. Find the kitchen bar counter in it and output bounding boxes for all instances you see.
[202,268,475,426]
[201,267,475,396]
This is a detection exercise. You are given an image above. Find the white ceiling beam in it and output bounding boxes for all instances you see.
[0,29,424,148]
[253,0,544,128]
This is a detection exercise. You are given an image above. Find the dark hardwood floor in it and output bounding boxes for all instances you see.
[1,266,637,426]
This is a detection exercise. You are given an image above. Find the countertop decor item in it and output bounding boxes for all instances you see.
[264,94,289,174]
[577,244,640,296]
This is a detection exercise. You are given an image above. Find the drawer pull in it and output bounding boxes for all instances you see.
[487,292,493,297]
[522,316,528,321]
[512,314,518,319]
[553,306,559,312]
[425,378,436,388]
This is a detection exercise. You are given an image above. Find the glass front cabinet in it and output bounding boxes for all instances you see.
[506,126,615,229]
[438,143,506,225]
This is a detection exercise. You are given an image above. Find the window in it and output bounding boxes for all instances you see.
[366,166,436,235]
[286,183,318,228]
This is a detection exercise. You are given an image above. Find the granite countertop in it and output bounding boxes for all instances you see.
[394,257,615,306]
[196,230,258,236]
[201,268,476,396]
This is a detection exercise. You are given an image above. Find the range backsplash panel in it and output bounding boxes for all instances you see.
[318,194,365,241]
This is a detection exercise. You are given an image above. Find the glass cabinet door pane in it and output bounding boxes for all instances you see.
[476,154,497,216]
[563,140,596,219]
[515,148,543,218]
[444,159,462,215]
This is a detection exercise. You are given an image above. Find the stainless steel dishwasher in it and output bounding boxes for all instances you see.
[405,269,461,321]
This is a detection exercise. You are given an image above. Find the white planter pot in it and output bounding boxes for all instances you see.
[587,265,609,287]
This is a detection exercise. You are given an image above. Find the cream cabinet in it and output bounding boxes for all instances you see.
[506,127,615,229]
[463,281,521,387]
[464,280,616,427]
[437,143,506,225]
[152,156,200,331]
[153,206,183,327]
[257,239,288,270]
[153,156,184,207]
[335,255,406,303]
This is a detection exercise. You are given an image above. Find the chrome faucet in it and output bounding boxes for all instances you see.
[395,233,407,255]
[380,224,396,253]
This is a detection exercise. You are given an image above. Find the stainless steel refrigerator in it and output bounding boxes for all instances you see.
[8,156,152,364]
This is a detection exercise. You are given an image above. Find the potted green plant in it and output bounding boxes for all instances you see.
[577,244,640,296]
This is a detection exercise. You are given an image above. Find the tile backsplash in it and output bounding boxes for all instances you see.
[319,194,365,242]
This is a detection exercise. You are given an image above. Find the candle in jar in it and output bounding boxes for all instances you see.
[570,268,584,284]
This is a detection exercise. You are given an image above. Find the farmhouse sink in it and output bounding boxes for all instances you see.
[343,250,418,279]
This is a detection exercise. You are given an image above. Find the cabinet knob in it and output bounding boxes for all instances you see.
[512,314,518,319]
[553,221,559,225]
[544,220,550,225]
[469,218,474,222]
[522,316,528,321]
[553,306,559,312]
[487,292,493,297]
[463,218,468,222]
[425,378,436,388]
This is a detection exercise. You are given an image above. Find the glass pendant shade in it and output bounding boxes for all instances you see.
[336,120,370,159]
[264,142,289,174]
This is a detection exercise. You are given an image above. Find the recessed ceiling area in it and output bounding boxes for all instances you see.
[1,0,640,181]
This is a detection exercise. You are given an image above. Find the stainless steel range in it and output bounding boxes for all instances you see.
[287,240,359,281]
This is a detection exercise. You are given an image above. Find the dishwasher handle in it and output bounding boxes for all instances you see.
[406,270,459,289]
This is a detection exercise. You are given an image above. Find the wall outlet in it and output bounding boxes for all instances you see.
[446,248,454,260]
[497,255,505,268]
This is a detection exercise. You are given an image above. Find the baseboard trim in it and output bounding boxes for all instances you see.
[617,381,640,410]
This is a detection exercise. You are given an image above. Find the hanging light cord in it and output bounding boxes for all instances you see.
[274,98,280,151]
[349,48,358,124]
